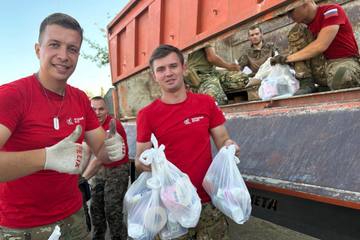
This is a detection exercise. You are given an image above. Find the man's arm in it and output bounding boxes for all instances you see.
[82,158,102,180]
[84,126,108,163]
[287,25,339,62]
[205,46,240,71]
[135,141,152,172]
[210,124,240,155]
[0,124,45,182]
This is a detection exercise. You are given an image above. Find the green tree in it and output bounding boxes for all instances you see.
[81,37,109,67]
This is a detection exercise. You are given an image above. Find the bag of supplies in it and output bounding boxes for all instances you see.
[125,134,199,239]
[158,160,201,228]
[258,63,299,100]
[203,145,251,224]
[126,175,167,240]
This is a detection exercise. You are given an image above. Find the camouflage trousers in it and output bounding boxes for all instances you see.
[156,202,229,240]
[197,70,249,105]
[288,23,360,90]
[90,163,129,240]
[0,209,90,240]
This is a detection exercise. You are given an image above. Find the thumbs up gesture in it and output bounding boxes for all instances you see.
[44,125,90,174]
[104,118,126,162]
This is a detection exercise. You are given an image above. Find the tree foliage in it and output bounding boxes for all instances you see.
[81,37,109,67]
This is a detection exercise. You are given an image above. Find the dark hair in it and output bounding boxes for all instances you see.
[149,44,184,70]
[91,96,105,101]
[248,24,262,34]
[38,13,83,43]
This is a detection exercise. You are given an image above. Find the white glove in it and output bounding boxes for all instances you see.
[45,125,90,174]
[104,118,126,162]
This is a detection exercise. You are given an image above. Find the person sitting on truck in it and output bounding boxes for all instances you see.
[185,43,248,105]
[238,24,278,88]
[270,0,360,95]
[136,44,240,239]
[0,13,125,239]
[238,24,278,77]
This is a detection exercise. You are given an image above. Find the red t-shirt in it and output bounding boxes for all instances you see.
[0,74,99,228]
[137,92,226,202]
[102,115,129,168]
[307,4,359,59]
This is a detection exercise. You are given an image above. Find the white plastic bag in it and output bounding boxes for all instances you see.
[159,160,201,228]
[159,211,188,240]
[258,64,299,100]
[203,145,251,224]
[139,135,201,230]
[48,225,61,240]
[126,175,168,240]
[254,57,272,81]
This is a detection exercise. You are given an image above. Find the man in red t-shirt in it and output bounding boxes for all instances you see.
[271,0,360,94]
[136,44,240,239]
[82,96,129,240]
[0,13,125,239]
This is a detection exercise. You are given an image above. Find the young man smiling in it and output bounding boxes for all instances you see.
[0,13,124,239]
[136,44,240,239]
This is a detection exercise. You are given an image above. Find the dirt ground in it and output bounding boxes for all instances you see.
[228,217,319,240]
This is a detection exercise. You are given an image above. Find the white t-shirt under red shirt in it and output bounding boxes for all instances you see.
[0,74,99,228]
[137,92,226,203]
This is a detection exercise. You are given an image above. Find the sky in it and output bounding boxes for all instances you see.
[0,0,129,95]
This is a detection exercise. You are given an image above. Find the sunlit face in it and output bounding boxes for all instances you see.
[248,28,263,46]
[91,99,108,124]
[151,52,186,93]
[35,24,81,83]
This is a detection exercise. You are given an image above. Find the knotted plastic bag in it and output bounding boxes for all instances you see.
[203,145,251,224]
[139,135,200,237]
[258,63,299,100]
[126,175,167,240]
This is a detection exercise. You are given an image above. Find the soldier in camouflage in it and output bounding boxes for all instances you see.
[271,0,360,94]
[238,24,278,76]
[0,209,89,240]
[238,24,278,90]
[186,44,248,105]
[83,96,130,240]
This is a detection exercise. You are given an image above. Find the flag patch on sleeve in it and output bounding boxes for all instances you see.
[324,8,338,19]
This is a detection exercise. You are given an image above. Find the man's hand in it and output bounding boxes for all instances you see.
[228,63,241,71]
[104,119,126,162]
[135,159,152,172]
[224,139,240,157]
[45,125,90,174]
[270,55,288,66]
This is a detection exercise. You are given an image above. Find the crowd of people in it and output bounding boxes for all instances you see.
[0,0,359,239]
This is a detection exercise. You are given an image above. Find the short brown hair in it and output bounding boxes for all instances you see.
[149,44,184,70]
[248,24,262,34]
[39,13,83,43]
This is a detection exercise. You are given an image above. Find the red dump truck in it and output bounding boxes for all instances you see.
[107,1,360,239]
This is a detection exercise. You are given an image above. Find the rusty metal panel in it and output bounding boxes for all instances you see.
[196,0,229,34]
[160,0,181,46]
[224,102,360,205]
[135,9,149,67]
[111,0,360,116]
[107,0,290,84]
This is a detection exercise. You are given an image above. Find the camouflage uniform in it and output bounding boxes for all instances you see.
[238,41,278,75]
[186,45,248,105]
[90,163,129,240]
[155,202,229,240]
[288,23,360,90]
[0,209,90,240]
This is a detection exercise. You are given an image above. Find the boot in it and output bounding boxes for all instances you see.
[294,77,315,95]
